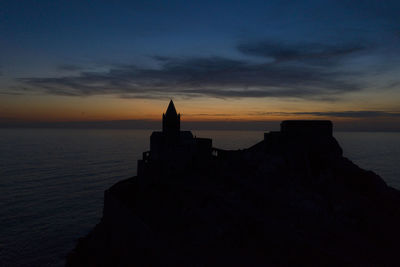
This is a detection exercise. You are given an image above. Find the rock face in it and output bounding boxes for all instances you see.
[66,123,400,266]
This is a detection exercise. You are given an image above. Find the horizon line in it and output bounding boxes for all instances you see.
[1,119,400,132]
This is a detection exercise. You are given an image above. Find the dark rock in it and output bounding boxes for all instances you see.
[66,119,400,266]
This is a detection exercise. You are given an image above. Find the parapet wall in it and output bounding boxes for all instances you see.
[280,120,332,136]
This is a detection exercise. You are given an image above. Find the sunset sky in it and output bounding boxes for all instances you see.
[1,1,400,130]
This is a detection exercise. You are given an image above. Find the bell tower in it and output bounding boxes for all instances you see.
[162,100,180,135]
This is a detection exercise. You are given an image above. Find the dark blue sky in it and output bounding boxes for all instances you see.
[1,0,400,128]
[2,1,399,71]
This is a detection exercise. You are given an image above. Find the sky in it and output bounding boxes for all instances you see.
[1,0,400,130]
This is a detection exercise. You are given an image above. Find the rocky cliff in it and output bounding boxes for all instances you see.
[66,129,400,266]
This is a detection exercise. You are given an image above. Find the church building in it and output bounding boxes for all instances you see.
[138,100,212,176]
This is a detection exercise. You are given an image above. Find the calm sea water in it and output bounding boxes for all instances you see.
[0,129,399,266]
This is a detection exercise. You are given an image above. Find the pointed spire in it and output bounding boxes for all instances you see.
[162,100,180,134]
[166,99,177,116]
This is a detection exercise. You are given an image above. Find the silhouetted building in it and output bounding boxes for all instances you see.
[138,100,212,176]
[280,120,332,136]
[162,100,180,135]
[138,102,337,176]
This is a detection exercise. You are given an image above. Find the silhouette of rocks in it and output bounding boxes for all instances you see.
[66,118,400,266]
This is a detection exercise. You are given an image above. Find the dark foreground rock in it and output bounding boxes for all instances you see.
[66,132,400,266]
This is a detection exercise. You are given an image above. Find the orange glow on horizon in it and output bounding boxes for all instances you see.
[1,93,400,126]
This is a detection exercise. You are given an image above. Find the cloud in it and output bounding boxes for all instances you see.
[57,64,85,72]
[237,41,368,66]
[184,113,233,117]
[252,111,400,118]
[0,91,23,95]
[295,111,400,118]
[16,41,368,100]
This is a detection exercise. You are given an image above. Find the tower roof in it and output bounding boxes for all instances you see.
[165,100,178,116]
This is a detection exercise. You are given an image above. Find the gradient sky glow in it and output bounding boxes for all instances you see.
[1,0,400,130]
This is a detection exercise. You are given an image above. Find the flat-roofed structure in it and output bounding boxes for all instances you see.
[280,120,333,136]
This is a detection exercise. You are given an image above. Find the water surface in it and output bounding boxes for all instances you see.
[0,129,399,266]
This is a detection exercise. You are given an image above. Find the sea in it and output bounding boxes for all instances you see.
[0,129,399,266]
